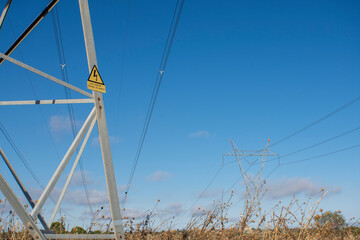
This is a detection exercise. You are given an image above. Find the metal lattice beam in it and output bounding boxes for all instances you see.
[0,52,93,98]
[0,0,59,65]
[0,174,46,240]
[79,0,125,239]
[0,1,126,239]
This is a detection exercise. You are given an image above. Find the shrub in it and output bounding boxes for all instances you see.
[50,221,66,233]
[314,211,346,229]
[71,226,87,234]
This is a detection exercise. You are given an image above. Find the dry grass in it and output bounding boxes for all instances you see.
[0,190,359,239]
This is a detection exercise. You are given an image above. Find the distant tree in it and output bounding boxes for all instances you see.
[314,211,346,229]
[71,226,87,234]
[50,221,66,233]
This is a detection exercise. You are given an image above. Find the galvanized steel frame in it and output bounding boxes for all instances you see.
[0,0,126,239]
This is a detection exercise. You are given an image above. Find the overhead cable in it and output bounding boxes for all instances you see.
[280,143,360,166]
[123,0,185,206]
[0,121,44,189]
[270,95,360,147]
[115,0,133,134]
[50,5,93,215]
[268,125,360,162]
[223,143,360,201]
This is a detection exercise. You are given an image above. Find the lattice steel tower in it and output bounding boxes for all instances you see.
[224,140,279,227]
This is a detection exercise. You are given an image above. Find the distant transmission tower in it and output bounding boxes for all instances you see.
[223,140,279,228]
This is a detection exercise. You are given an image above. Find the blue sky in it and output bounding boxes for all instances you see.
[0,0,359,229]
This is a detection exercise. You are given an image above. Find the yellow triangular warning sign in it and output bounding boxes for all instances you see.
[87,65,106,93]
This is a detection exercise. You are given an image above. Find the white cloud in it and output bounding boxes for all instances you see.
[189,130,211,139]
[148,171,173,182]
[198,189,222,199]
[30,187,108,206]
[65,189,109,205]
[28,187,62,201]
[123,208,147,219]
[49,115,73,132]
[28,181,128,208]
[49,115,83,135]
[69,170,94,187]
[160,203,185,217]
[266,178,341,199]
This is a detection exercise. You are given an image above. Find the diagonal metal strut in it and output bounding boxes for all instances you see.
[0,174,46,240]
[31,107,96,219]
[49,117,97,224]
[0,0,59,65]
[0,0,12,31]
[0,147,49,230]
[0,52,93,98]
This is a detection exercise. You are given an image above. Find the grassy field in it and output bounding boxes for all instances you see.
[1,190,359,239]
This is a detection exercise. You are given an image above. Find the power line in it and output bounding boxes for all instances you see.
[176,97,360,219]
[186,123,360,215]
[225,125,360,167]
[220,142,360,206]
[220,95,360,192]
[3,11,74,219]
[270,95,360,147]
[182,167,247,218]
[184,144,275,217]
[0,121,45,189]
[179,67,360,220]
[4,12,64,182]
[262,143,360,180]
[280,143,360,166]
[50,4,93,215]
[186,165,223,213]
[198,166,223,199]
[123,0,185,206]
[269,125,360,162]
[182,152,258,217]
[0,117,90,221]
[217,128,360,204]
[7,18,61,159]
[115,0,132,136]
[0,121,63,207]
[224,126,360,190]
[183,157,257,217]
[264,165,280,180]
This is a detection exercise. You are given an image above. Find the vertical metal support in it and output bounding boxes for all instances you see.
[31,107,96,219]
[79,1,125,239]
[0,147,49,230]
[0,174,46,240]
[49,117,96,224]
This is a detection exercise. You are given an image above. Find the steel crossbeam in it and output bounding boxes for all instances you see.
[0,1,126,239]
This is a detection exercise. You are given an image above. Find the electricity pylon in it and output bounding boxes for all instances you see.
[223,140,279,229]
[0,1,125,239]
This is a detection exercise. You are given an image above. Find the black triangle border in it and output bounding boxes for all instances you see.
[87,65,105,85]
